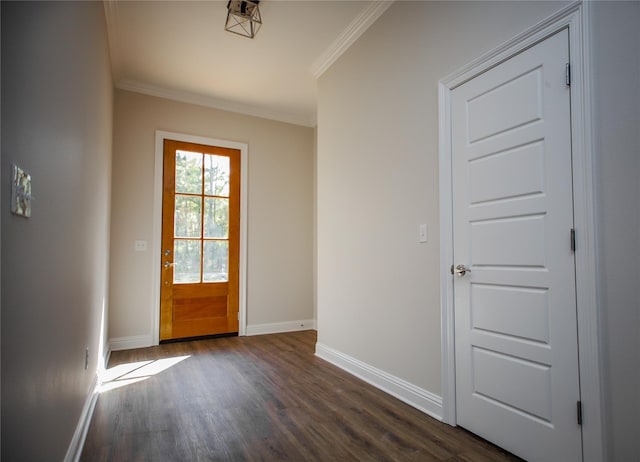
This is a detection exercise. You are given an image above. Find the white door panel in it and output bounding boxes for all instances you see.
[471,283,549,343]
[466,66,543,144]
[470,214,547,266]
[469,330,552,365]
[472,347,552,422]
[468,141,545,204]
[464,122,546,160]
[452,29,582,461]
[467,197,547,223]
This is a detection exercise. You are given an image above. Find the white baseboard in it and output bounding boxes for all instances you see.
[315,342,443,421]
[245,319,316,336]
[64,376,99,462]
[109,334,153,351]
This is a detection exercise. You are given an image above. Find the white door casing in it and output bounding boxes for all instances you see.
[451,28,581,461]
[152,131,249,343]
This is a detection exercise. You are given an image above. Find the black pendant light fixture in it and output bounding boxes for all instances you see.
[225,0,262,39]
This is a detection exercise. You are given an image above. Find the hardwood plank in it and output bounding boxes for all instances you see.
[81,331,521,461]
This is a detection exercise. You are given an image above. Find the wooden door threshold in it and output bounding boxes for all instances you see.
[159,332,238,344]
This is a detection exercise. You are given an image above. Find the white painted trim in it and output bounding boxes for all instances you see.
[310,1,395,79]
[109,334,153,352]
[102,349,112,376]
[102,1,122,82]
[437,2,603,460]
[315,343,443,421]
[66,338,114,460]
[565,4,604,461]
[152,131,249,343]
[245,319,316,336]
[63,376,99,462]
[117,80,315,128]
[438,79,456,426]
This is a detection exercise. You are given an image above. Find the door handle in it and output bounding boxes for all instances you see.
[163,261,175,268]
[453,264,471,277]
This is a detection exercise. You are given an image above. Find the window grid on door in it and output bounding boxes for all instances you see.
[173,150,230,284]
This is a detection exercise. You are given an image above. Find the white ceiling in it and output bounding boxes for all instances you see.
[104,1,393,126]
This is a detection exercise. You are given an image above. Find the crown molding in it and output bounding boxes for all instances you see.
[310,1,394,79]
[103,0,123,81]
[116,79,317,127]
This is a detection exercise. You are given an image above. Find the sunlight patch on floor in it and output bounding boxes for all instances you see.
[99,355,191,393]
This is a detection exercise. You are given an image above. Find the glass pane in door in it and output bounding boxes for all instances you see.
[203,241,228,282]
[174,196,202,238]
[204,154,230,196]
[204,197,229,238]
[175,151,203,194]
[174,239,201,283]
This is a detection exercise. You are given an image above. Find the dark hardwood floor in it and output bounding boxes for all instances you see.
[81,330,519,461]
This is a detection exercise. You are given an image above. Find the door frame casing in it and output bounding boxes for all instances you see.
[437,2,603,461]
[152,131,249,341]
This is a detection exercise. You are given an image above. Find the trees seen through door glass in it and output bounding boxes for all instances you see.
[173,150,230,284]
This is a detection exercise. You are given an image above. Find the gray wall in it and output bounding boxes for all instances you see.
[1,2,113,460]
[591,2,640,460]
[317,1,639,459]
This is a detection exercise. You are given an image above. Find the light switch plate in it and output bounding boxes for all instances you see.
[134,240,147,251]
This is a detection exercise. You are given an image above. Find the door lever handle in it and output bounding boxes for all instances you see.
[163,261,175,268]
[453,264,471,277]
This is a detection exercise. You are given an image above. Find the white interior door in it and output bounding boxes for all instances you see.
[452,29,582,461]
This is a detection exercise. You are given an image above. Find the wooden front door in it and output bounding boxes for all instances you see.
[160,139,240,341]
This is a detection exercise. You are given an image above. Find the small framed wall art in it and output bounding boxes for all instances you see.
[11,163,33,218]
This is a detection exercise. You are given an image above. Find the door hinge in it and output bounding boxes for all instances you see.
[577,400,583,425]
[571,228,576,252]
[565,63,571,86]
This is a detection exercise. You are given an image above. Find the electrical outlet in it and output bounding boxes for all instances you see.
[85,348,89,370]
